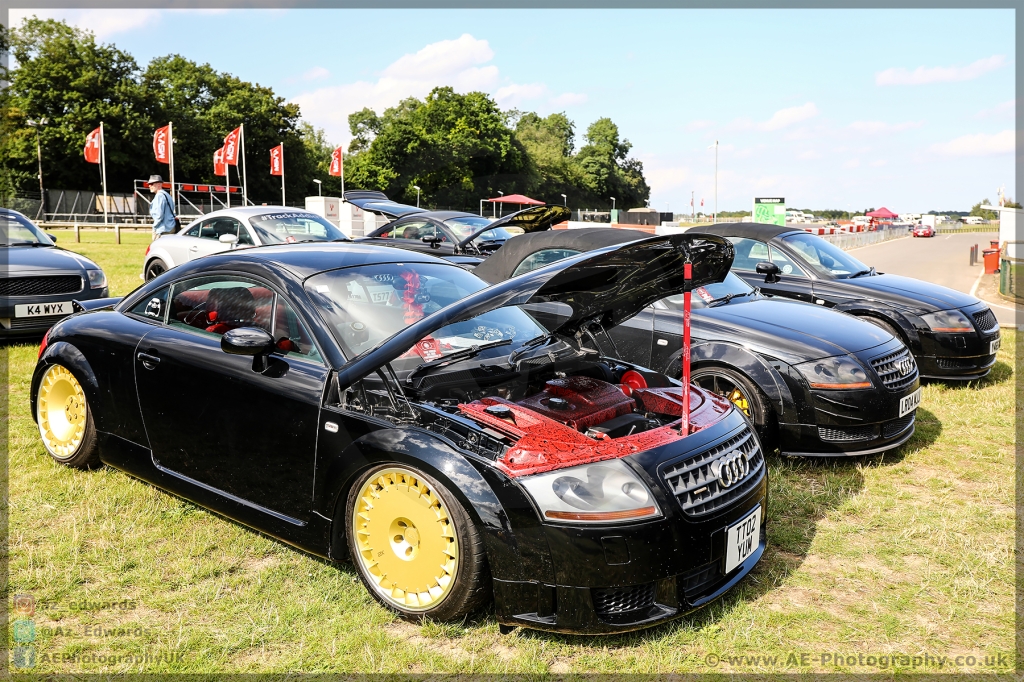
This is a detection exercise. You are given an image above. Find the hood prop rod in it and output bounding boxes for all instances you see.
[681,258,693,435]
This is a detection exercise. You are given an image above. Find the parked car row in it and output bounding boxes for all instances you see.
[12,198,1002,636]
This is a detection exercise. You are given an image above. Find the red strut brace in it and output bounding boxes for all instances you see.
[682,261,692,434]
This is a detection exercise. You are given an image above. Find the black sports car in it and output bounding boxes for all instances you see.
[359,205,570,261]
[1,207,109,336]
[32,235,767,635]
[472,229,922,458]
[700,223,1001,380]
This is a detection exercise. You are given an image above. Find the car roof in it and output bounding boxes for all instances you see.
[472,227,651,283]
[227,241,447,279]
[698,222,801,241]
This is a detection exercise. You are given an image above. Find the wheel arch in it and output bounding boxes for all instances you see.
[320,428,518,571]
[32,341,101,427]
[832,303,918,347]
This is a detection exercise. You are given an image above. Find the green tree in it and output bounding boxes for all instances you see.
[970,199,997,220]
[345,87,530,210]
[574,117,649,209]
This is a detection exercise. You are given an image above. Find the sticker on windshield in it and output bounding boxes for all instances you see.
[695,287,714,303]
[255,212,316,222]
[781,264,793,274]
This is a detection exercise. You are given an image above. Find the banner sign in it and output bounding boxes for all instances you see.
[223,127,241,165]
[270,144,284,176]
[753,197,786,226]
[153,125,170,163]
[329,146,344,177]
[84,127,102,164]
[214,147,227,177]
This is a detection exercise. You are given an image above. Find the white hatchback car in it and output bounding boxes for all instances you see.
[142,206,348,280]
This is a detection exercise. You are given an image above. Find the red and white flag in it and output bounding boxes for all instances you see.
[214,146,227,177]
[223,126,241,165]
[153,125,171,163]
[270,144,284,176]
[700,198,704,207]
[329,145,344,177]
[84,127,102,164]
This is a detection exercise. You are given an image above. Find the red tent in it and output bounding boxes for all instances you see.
[487,194,545,205]
[866,207,898,218]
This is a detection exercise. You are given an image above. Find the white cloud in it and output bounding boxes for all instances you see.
[798,150,822,160]
[10,8,232,40]
[549,92,588,108]
[686,120,714,131]
[757,103,818,131]
[876,55,1006,86]
[844,159,860,169]
[929,130,1015,157]
[301,66,330,82]
[975,99,1015,119]
[495,83,548,107]
[848,120,925,135]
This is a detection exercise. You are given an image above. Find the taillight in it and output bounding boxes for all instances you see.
[38,329,50,359]
[144,244,151,257]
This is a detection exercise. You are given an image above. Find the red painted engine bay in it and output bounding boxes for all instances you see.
[457,375,732,477]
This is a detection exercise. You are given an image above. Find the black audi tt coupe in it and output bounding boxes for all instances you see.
[700,223,1001,381]
[1,207,109,336]
[471,229,922,458]
[32,235,767,635]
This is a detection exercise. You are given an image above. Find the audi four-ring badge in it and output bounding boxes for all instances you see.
[32,235,766,635]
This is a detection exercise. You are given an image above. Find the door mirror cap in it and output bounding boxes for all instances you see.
[46,233,58,243]
[755,261,781,283]
[219,233,239,245]
[421,235,443,249]
[221,327,275,357]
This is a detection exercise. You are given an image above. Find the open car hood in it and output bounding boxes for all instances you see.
[336,232,733,386]
[343,190,425,219]
[458,205,571,248]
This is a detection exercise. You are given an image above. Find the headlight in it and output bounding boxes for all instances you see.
[920,309,973,333]
[86,269,107,289]
[517,458,661,524]
[796,355,872,390]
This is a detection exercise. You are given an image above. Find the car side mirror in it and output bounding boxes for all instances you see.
[756,261,781,283]
[45,233,58,243]
[222,327,276,372]
[421,235,443,249]
[219,233,239,247]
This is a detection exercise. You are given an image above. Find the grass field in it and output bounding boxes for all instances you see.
[4,230,1017,674]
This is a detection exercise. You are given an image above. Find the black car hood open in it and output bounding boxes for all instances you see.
[335,232,734,386]
[343,190,425,219]
[458,205,571,248]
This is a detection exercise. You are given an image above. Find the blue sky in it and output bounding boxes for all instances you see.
[11,8,1016,213]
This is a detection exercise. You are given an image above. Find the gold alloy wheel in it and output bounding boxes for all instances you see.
[352,468,459,611]
[37,365,88,460]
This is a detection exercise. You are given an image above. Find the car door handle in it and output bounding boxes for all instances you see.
[137,351,161,369]
[189,245,198,251]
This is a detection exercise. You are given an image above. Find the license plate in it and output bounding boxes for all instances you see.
[990,337,1001,355]
[899,387,922,418]
[724,506,761,574]
[15,301,72,318]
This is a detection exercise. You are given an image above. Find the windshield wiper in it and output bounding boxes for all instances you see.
[405,339,513,381]
[849,267,876,278]
[707,290,756,307]
[1,241,46,247]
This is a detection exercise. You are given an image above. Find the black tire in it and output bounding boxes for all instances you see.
[345,464,491,622]
[859,315,903,343]
[690,365,776,450]
[36,363,101,469]
[145,259,168,281]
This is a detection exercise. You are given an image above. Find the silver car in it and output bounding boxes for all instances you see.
[142,206,348,280]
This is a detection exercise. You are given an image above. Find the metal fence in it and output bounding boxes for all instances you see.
[820,225,911,250]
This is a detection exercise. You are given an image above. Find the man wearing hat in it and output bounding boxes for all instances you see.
[148,174,177,240]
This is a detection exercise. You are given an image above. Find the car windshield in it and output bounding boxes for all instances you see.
[305,263,545,366]
[248,212,347,244]
[1,212,52,246]
[781,232,870,278]
[661,272,757,310]
[444,216,515,242]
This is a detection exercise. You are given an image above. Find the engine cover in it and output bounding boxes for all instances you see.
[515,376,633,431]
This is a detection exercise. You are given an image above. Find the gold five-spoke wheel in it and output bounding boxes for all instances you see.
[37,364,89,461]
[352,467,459,611]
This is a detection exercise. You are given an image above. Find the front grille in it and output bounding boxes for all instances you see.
[6,314,68,330]
[818,424,875,442]
[882,414,915,438]
[661,427,764,517]
[592,583,656,616]
[870,346,918,391]
[972,308,998,333]
[0,275,83,297]
[936,357,975,370]
[680,562,723,598]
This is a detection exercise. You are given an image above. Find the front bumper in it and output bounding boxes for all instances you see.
[910,303,1000,381]
[489,410,768,634]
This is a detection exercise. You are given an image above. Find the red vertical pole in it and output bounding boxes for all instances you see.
[682,261,692,434]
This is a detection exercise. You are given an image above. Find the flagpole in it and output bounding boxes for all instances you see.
[341,148,345,198]
[226,160,231,208]
[280,141,286,206]
[240,124,248,206]
[99,121,108,227]
[168,121,176,216]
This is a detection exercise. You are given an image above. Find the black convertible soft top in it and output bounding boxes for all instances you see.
[472,227,651,283]
[697,222,800,241]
